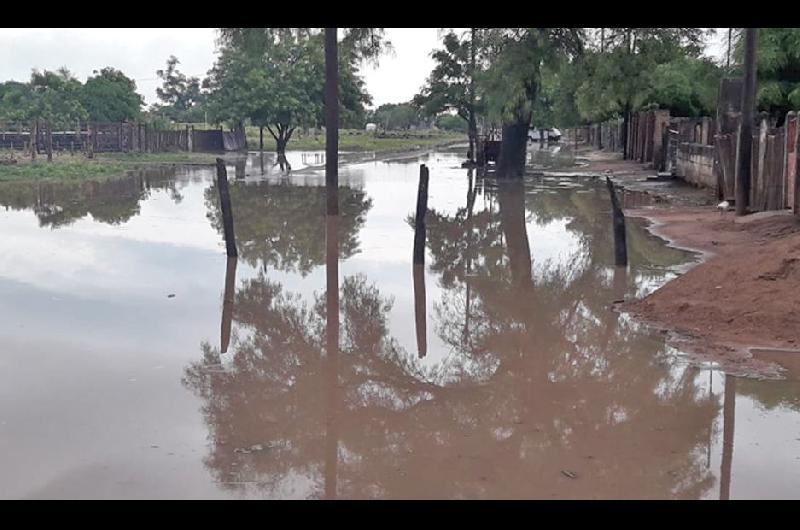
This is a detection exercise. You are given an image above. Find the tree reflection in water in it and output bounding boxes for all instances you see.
[185,175,721,499]
[0,166,184,228]
[204,181,371,276]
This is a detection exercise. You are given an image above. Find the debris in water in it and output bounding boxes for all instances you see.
[561,470,577,479]
[150,444,159,449]
[167,293,176,298]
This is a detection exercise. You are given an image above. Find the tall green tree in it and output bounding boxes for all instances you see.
[371,102,421,130]
[415,29,484,160]
[80,67,144,122]
[0,81,34,123]
[154,56,205,122]
[207,28,382,154]
[29,68,87,126]
[574,28,714,156]
[733,28,800,118]
[481,28,585,177]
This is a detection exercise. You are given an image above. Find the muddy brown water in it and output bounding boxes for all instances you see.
[0,149,798,499]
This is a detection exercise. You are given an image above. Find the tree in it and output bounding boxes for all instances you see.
[29,68,87,124]
[372,102,421,130]
[732,28,800,118]
[207,28,382,154]
[0,81,34,123]
[80,67,144,122]
[480,28,585,177]
[155,56,205,122]
[435,113,468,132]
[574,28,714,156]
[639,56,723,117]
[415,29,483,160]
[28,68,88,161]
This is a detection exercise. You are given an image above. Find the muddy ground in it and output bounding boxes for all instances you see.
[559,147,800,379]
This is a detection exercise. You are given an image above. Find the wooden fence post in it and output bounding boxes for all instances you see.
[215,158,238,258]
[413,164,429,265]
[606,177,627,266]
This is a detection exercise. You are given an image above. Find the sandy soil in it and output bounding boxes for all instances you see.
[623,207,800,379]
[563,147,800,379]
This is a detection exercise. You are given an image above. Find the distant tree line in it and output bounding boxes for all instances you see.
[412,27,800,171]
[0,67,143,126]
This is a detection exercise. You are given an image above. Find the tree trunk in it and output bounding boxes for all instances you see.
[497,179,533,289]
[30,120,37,161]
[622,104,631,160]
[276,135,287,155]
[259,126,264,152]
[497,117,530,178]
[467,27,478,163]
[468,111,477,163]
[46,121,53,162]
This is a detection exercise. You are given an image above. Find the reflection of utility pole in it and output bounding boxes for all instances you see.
[324,213,340,500]
[720,374,736,500]
[736,28,757,216]
[707,370,713,469]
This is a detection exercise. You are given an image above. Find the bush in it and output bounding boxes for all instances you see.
[435,114,468,133]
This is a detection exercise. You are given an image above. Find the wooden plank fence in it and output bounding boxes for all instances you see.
[0,121,240,154]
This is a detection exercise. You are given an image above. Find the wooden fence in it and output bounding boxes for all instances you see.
[563,106,800,215]
[0,121,243,154]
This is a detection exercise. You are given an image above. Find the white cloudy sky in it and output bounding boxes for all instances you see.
[0,28,728,109]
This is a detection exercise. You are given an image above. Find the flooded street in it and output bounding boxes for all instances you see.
[0,148,799,499]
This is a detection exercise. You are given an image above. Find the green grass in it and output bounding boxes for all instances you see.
[0,151,218,182]
[245,128,466,153]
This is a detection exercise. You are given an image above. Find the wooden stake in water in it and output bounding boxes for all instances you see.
[412,164,429,358]
[216,158,238,258]
[220,256,237,354]
[606,177,627,266]
[413,165,429,265]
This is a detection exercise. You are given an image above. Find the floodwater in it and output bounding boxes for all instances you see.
[0,148,798,499]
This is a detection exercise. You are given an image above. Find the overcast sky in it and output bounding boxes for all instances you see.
[0,28,728,109]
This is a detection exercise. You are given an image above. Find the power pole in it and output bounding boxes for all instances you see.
[325,27,339,216]
[736,28,757,216]
[726,28,732,70]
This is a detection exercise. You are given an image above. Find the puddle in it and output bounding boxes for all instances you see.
[0,149,797,499]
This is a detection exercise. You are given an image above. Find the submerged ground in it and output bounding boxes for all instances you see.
[0,146,798,499]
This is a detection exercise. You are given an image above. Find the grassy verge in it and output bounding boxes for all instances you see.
[0,151,218,182]
[245,128,466,152]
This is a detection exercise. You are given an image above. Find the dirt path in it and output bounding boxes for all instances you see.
[562,148,800,379]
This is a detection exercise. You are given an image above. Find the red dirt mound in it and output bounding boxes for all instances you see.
[623,208,800,378]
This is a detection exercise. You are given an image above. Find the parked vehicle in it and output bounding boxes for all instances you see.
[529,128,562,142]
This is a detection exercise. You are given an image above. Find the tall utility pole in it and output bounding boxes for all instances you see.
[736,28,757,216]
[726,28,732,70]
[325,27,339,216]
